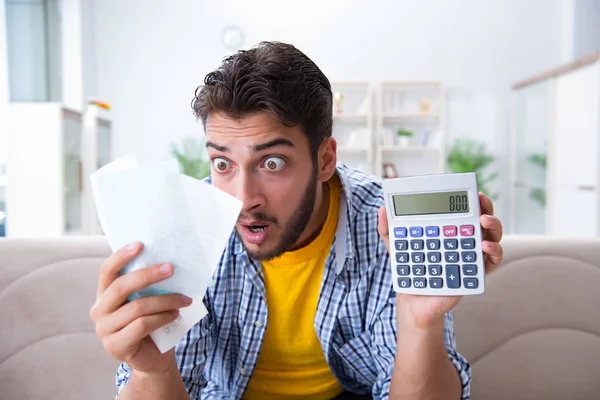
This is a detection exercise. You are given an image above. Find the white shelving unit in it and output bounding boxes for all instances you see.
[5,103,84,237]
[82,105,112,235]
[330,82,374,174]
[510,52,600,237]
[375,82,446,178]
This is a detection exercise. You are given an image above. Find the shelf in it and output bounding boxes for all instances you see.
[381,113,440,121]
[333,113,369,122]
[337,146,370,153]
[379,146,441,152]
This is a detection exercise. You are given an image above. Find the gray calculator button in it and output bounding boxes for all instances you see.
[460,238,476,249]
[398,277,411,288]
[462,264,478,276]
[429,278,443,288]
[396,265,410,276]
[413,265,426,276]
[461,251,477,262]
[396,252,409,263]
[428,265,442,275]
[446,265,461,289]
[411,240,424,251]
[445,252,459,263]
[444,239,458,250]
[395,240,408,251]
[427,239,440,250]
[464,277,479,289]
[414,278,427,288]
[412,252,425,263]
[427,252,441,263]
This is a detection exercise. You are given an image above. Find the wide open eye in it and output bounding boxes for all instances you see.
[212,157,231,172]
[262,156,286,171]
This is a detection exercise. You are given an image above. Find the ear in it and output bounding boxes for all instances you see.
[317,137,337,182]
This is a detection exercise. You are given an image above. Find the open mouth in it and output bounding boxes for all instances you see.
[249,225,268,233]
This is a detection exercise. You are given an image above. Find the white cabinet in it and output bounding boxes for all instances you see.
[330,82,374,174]
[375,82,446,178]
[510,53,600,236]
[6,103,83,236]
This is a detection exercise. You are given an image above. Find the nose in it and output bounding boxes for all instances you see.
[235,170,266,214]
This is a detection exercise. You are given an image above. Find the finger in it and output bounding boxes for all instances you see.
[98,242,143,298]
[95,293,192,338]
[103,310,180,359]
[91,263,174,320]
[377,206,391,254]
[480,214,503,243]
[378,206,389,238]
[483,240,503,273]
[479,192,494,216]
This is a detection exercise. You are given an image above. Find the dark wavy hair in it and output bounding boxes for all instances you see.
[191,41,333,160]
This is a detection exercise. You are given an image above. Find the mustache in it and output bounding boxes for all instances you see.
[238,212,278,225]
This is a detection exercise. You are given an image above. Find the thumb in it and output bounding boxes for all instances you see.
[378,206,391,253]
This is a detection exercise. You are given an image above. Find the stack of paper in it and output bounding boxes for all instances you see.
[90,154,242,353]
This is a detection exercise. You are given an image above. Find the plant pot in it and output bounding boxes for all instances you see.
[397,136,410,147]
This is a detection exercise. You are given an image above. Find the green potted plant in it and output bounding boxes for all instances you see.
[527,152,547,207]
[396,129,413,147]
[447,138,498,199]
[171,136,211,180]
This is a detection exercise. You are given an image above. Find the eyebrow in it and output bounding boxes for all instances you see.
[206,138,295,153]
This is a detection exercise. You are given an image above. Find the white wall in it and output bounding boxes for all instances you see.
[0,0,9,165]
[91,0,565,221]
[573,0,600,58]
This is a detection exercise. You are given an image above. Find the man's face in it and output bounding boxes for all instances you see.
[205,112,321,260]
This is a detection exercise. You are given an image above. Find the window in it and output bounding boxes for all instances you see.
[5,0,61,102]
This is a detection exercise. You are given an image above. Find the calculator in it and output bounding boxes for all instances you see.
[382,172,485,296]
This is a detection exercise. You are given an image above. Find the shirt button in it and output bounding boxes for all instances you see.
[255,320,263,327]
[239,367,246,375]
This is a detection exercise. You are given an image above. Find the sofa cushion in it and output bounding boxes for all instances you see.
[454,235,600,400]
[0,236,118,400]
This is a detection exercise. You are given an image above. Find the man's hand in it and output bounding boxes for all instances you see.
[378,192,504,329]
[89,242,193,374]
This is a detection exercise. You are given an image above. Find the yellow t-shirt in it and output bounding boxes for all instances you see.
[244,176,344,400]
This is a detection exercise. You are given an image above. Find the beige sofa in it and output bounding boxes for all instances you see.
[1,235,599,400]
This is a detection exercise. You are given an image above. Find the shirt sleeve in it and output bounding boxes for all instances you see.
[114,308,213,399]
[369,243,472,399]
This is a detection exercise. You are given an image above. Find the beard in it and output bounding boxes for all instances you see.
[237,167,319,261]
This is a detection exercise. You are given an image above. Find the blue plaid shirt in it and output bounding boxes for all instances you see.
[116,164,471,399]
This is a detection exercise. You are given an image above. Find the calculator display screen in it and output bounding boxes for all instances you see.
[393,191,470,216]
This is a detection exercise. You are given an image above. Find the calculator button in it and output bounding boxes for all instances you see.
[427,239,440,250]
[425,226,439,237]
[412,253,425,263]
[461,251,477,263]
[460,238,476,249]
[444,239,458,250]
[396,265,410,276]
[410,240,424,250]
[446,265,461,289]
[443,226,457,237]
[413,265,426,276]
[429,278,443,288]
[464,277,479,289]
[396,253,409,263]
[394,227,408,238]
[445,252,459,263]
[414,278,427,288]
[428,265,442,275]
[460,225,475,236]
[409,227,423,237]
[395,240,408,251]
[463,264,478,276]
[427,252,441,263]
[398,277,411,288]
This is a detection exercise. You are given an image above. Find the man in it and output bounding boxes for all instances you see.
[90,41,504,399]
